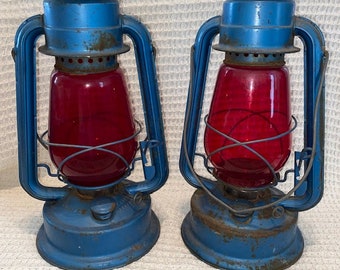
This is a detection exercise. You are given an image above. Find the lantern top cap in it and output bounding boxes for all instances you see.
[215,0,299,54]
[40,0,128,57]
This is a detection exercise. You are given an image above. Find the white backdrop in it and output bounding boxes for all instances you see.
[0,0,339,269]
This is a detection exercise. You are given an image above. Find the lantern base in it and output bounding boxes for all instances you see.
[36,182,160,269]
[182,187,304,270]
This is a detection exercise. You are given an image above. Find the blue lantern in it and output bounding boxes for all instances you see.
[13,0,168,269]
[180,0,328,269]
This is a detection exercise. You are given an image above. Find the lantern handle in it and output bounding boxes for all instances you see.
[13,15,67,201]
[179,16,221,188]
[280,16,328,211]
[121,15,169,195]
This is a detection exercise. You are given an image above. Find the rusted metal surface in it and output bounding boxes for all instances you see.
[54,55,119,74]
[86,31,118,52]
[191,188,298,239]
[182,186,303,269]
[223,51,286,67]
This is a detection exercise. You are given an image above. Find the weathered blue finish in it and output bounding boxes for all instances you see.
[122,15,169,194]
[13,15,67,201]
[40,0,130,56]
[182,187,304,270]
[37,183,160,269]
[13,0,168,268]
[282,16,327,211]
[179,0,327,269]
[215,0,299,53]
[179,16,220,189]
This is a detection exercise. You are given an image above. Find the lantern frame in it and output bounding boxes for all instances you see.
[179,0,328,269]
[13,1,168,269]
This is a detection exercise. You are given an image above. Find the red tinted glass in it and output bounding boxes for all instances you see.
[204,64,292,188]
[48,68,137,187]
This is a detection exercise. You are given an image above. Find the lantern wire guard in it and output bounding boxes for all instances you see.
[179,1,328,269]
[37,119,143,190]
[184,56,327,215]
[13,0,168,269]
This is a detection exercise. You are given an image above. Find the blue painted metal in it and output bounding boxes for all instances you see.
[179,0,327,269]
[13,15,67,201]
[40,0,130,57]
[182,186,304,270]
[13,0,168,268]
[122,15,169,194]
[179,16,220,189]
[215,0,299,53]
[281,16,327,211]
[37,182,160,269]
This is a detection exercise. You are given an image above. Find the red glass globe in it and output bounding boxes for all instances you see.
[48,67,138,187]
[204,63,292,188]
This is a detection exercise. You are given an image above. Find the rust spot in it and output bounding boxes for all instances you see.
[79,209,87,215]
[86,31,117,51]
[131,244,143,252]
[257,206,274,220]
[75,183,124,200]
[220,34,241,48]
[191,189,298,241]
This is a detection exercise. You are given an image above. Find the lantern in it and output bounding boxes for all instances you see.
[180,0,328,269]
[13,0,168,269]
